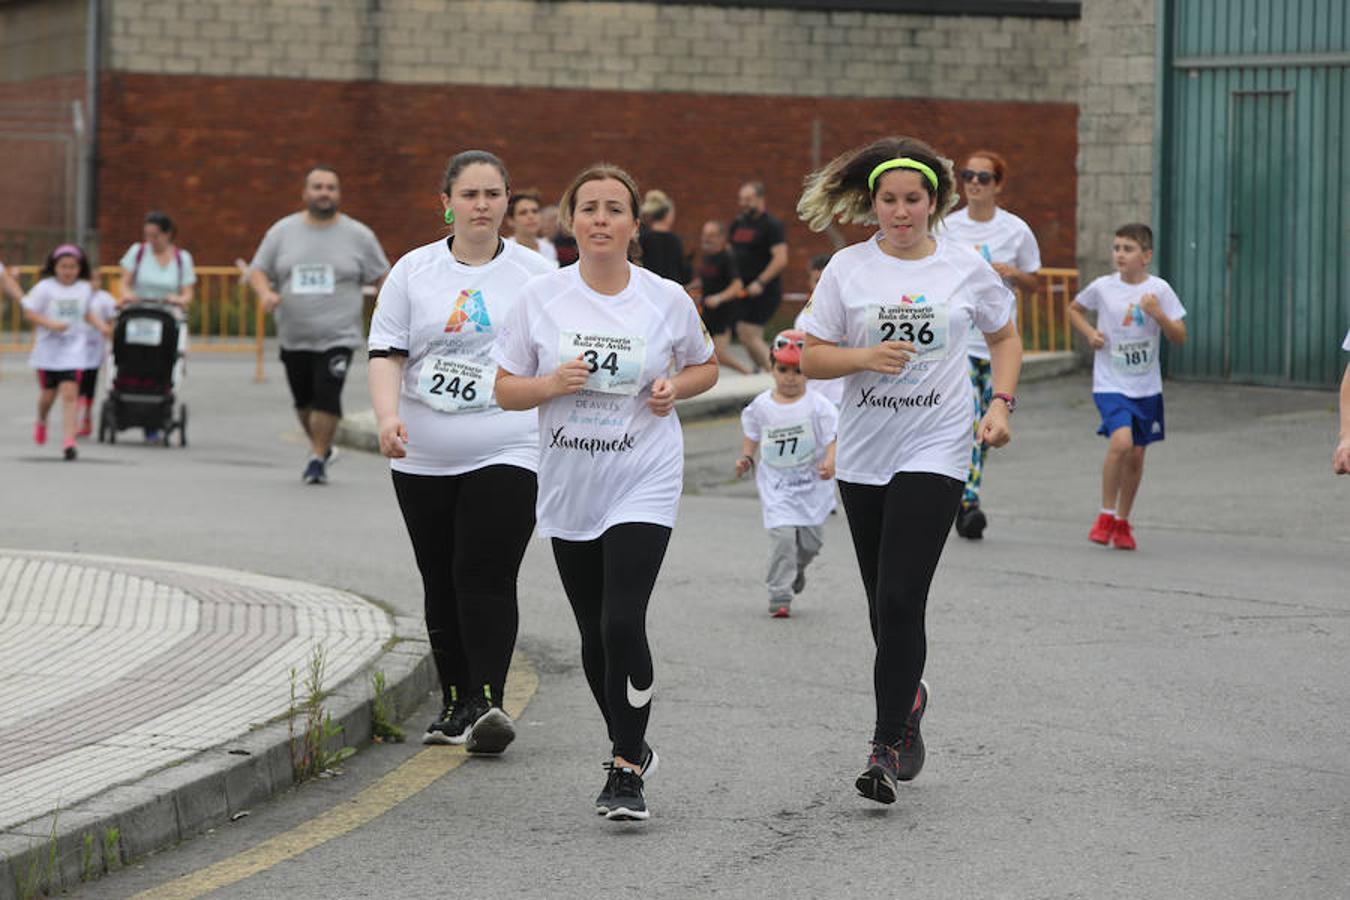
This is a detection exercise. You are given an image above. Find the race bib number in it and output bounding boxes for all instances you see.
[867,302,948,360]
[560,331,646,396]
[125,318,164,346]
[290,264,335,295]
[762,421,815,469]
[1111,337,1158,376]
[417,356,494,413]
[52,297,83,326]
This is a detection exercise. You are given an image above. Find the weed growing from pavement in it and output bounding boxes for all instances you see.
[288,643,356,781]
[15,807,59,900]
[102,826,121,872]
[80,833,96,882]
[370,670,405,743]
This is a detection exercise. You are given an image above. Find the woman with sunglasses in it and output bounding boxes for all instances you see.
[941,151,1041,540]
[796,136,1022,806]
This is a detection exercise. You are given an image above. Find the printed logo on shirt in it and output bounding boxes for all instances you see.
[548,426,637,456]
[1121,303,1146,327]
[856,386,943,412]
[444,289,491,333]
[731,227,757,244]
[975,243,992,262]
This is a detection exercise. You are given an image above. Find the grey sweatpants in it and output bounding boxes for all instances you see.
[766,524,825,604]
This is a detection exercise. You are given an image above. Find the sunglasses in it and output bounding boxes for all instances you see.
[960,170,998,185]
[773,336,805,350]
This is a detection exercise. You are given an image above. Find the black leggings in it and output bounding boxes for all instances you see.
[393,465,537,707]
[551,523,671,762]
[838,473,963,745]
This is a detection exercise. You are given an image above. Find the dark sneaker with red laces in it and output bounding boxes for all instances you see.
[855,741,901,804]
[896,679,929,781]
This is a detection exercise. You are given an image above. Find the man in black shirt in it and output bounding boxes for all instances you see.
[729,180,789,370]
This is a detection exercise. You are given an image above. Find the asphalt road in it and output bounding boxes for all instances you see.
[3,349,1347,900]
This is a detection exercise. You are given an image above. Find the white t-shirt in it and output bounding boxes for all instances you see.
[798,235,1014,485]
[741,389,839,529]
[793,307,846,407]
[1074,273,1186,398]
[492,263,715,541]
[940,207,1040,360]
[367,238,555,477]
[79,290,119,370]
[22,277,94,371]
[506,235,559,267]
[1342,328,1350,351]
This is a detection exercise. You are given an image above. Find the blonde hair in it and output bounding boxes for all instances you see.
[797,136,957,233]
[559,163,643,260]
[640,189,673,223]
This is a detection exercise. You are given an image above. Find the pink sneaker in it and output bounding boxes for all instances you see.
[34,422,47,445]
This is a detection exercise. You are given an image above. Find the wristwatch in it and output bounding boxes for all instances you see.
[992,392,1017,413]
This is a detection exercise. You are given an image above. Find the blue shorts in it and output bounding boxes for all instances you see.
[1094,392,1165,446]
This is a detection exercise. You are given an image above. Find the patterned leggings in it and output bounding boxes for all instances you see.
[963,356,993,507]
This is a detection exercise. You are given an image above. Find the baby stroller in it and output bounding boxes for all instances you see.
[97,301,188,446]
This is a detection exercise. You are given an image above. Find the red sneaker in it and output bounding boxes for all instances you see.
[1088,512,1115,544]
[33,422,47,445]
[1111,519,1136,550]
[77,413,92,437]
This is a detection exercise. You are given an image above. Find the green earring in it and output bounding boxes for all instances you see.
[444,208,454,225]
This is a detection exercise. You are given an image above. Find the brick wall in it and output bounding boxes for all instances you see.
[1075,0,1156,282]
[95,72,1077,293]
[106,0,1079,104]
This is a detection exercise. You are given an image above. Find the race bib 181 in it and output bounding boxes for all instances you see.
[52,297,83,326]
[1111,337,1158,376]
[762,421,816,469]
[867,300,949,360]
[560,331,646,396]
[417,356,494,413]
[125,318,164,346]
[291,264,336,295]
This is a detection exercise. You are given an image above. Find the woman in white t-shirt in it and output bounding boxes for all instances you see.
[504,190,559,266]
[367,150,555,753]
[941,150,1041,540]
[493,164,718,822]
[21,244,103,460]
[1337,328,1350,475]
[796,136,1023,806]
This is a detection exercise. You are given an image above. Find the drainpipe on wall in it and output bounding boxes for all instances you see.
[83,0,101,255]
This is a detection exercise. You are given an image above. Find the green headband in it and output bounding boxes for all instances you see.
[868,158,939,192]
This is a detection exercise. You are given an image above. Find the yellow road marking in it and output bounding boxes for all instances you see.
[134,652,539,900]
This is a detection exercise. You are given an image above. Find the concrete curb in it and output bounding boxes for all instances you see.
[0,616,435,900]
[337,351,1079,451]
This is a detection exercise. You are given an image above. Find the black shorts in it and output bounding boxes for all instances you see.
[36,369,82,389]
[740,287,781,326]
[702,297,743,336]
[280,347,353,416]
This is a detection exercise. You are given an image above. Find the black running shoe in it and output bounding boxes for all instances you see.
[956,504,986,540]
[896,679,929,781]
[604,766,649,821]
[855,741,900,805]
[469,701,521,755]
[595,744,658,815]
[423,698,473,745]
[302,457,327,485]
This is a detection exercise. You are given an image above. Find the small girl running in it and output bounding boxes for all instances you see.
[735,329,838,618]
[21,245,99,460]
[1067,223,1187,550]
[77,279,119,436]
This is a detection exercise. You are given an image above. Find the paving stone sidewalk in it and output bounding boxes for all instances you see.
[0,550,394,835]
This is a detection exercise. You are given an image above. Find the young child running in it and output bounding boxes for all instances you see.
[735,329,838,618]
[1067,223,1187,550]
[21,244,99,460]
[77,279,119,436]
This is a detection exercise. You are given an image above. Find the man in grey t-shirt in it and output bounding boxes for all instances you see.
[248,166,389,484]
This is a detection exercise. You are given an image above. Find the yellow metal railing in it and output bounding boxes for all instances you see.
[1019,267,1079,353]
[2,264,267,381]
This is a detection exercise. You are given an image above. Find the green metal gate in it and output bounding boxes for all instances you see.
[1158,0,1349,387]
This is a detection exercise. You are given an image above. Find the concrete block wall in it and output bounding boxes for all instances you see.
[1075,0,1156,283]
[105,0,1079,104]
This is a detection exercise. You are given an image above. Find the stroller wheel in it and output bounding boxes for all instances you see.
[178,404,188,448]
[97,406,108,444]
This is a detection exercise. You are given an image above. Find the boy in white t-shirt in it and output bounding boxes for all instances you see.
[735,329,839,617]
[1068,223,1187,550]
